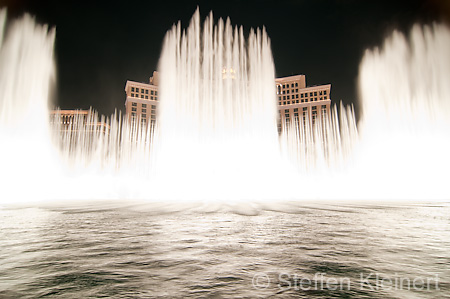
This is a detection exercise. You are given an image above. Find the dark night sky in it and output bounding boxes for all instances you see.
[1,0,448,117]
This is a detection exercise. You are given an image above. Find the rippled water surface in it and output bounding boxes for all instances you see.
[0,202,449,298]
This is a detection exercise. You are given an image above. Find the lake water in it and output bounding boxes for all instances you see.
[0,201,449,298]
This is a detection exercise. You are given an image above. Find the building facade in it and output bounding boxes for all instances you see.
[124,72,331,132]
[124,71,159,126]
[275,75,331,132]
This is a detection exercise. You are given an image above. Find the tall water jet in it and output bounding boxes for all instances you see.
[150,10,297,201]
[0,10,60,203]
[354,24,450,200]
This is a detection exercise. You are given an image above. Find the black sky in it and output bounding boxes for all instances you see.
[1,0,448,117]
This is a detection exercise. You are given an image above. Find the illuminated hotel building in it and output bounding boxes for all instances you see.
[275,74,331,132]
[124,72,331,132]
[124,71,159,126]
[49,109,110,134]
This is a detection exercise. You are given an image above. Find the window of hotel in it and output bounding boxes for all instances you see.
[152,105,156,109]
[277,85,281,94]
[142,104,147,108]
[141,88,144,93]
[319,97,322,101]
[283,96,286,100]
[278,101,281,105]
[285,109,289,113]
[319,91,323,95]
[301,94,304,98]
[145,96,148,99]
[324,90,327,95]
[142,114,147,118]
[301,99,304,103]
[141,95,144,98]
[314,92,317,96]
[324,96,327,99]
[312,111,317,115]
[155,91,158,95]
[287,90,289,94]
[285,113,289,117]
[296,89,298,92]
[294,112,298,117]
[131,93,134,97]
[296,94,299,99]
[151,96,154,100]
[312,106,317,110]
[294,108,298,112]
[305,99,308,102]
[315,98,318,101]
[131,87,135,92]
[295,82,298,87]
[145,90,149,94]
[131,112,136,116]
[142,109,147,113]
[303,107,307,111]
[296,100,299,103]
[287,101,290,104]
[132,102,137,106]
[310,92,313,97]
[287,95,290,99]
[151,90,154,95]
[151,115,156,120]
[278,96,281,101]
[322,105,327,109]
[132,107,137,111]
